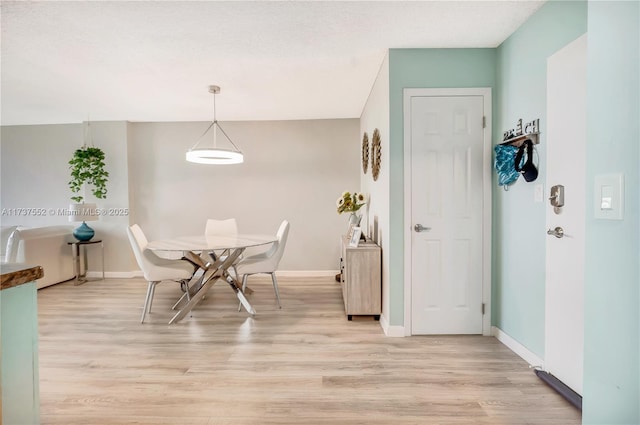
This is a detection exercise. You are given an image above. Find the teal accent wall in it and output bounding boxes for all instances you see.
[388,48,496,325]
[583,1,640,423]
[493,0,587,357]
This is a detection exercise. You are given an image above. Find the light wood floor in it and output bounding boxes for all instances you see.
[37,276,581,425]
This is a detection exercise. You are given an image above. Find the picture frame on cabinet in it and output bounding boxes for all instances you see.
[347,223,356,240]
[349,227,362,247]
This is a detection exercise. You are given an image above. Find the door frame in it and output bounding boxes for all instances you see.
[403,87,493,336]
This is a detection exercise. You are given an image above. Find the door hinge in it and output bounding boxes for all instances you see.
[482,116,486,129]
[482,303,486,315]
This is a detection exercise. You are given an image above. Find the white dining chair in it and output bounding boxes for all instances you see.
[235,220,290,309]
[200,217,239,272]
[205,218,238,237]
[127,224,196,323]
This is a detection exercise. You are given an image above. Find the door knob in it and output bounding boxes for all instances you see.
[414,224,431,232]
[547,226,564,238]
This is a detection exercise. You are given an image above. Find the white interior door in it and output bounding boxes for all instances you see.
[409,95,485,335]
[545,34,587,395]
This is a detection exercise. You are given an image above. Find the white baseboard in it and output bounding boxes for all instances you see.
[492,326,544,368]
[86,271,141,279]
[275,270,338,278]
[379,314,405,337]
[85,270,338,279]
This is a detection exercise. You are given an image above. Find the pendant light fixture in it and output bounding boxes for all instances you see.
[186,85,244,165]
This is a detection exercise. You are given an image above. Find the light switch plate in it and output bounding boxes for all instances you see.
[594,173,624,220]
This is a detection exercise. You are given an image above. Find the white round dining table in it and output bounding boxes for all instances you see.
[147,233,277,324]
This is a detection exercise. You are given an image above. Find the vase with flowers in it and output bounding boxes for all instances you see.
[336,191,366,226]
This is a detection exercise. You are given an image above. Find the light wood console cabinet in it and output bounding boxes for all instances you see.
[340,236,381,321]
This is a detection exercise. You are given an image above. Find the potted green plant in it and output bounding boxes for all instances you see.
[68,146,109,203]
[68,146,109,241]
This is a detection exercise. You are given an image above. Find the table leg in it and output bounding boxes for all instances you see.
[71,243,79,282]
[169,248,250,324]
[212,251,253,295]
[223,250,257,314]
[221,268,256,315]
[82,244,88,277]
[74,244,89,285]
[71,243,83,285]
[168,270,218,324]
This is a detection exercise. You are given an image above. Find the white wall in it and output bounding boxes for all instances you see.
[1,122,132,273]
[1,124,79,229]
[90,122,132,273]
[360,54,390,324]
[1,118,359,273]
[127,119,359,271]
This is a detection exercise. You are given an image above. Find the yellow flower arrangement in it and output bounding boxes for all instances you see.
[336,191,366,214]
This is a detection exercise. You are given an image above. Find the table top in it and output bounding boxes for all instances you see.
[68,239,103,245]
[147,234,277,252]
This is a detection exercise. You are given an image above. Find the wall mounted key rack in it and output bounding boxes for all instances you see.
[501,118,540,147]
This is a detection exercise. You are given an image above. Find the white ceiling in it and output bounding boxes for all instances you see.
[1,1,544,126]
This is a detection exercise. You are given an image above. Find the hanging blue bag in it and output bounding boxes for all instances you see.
[494,144,520,187]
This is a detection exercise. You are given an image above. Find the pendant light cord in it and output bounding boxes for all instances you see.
[193,121,217,146]
[83,117,94,148]
[190,90,242,152]
[216,123,242,152]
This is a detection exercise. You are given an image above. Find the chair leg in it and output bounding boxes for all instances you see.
[141,281,157,324]
[234,266,254,295]
[148,282,157,313]
[270,273,282,309]
[238,274,249,312]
